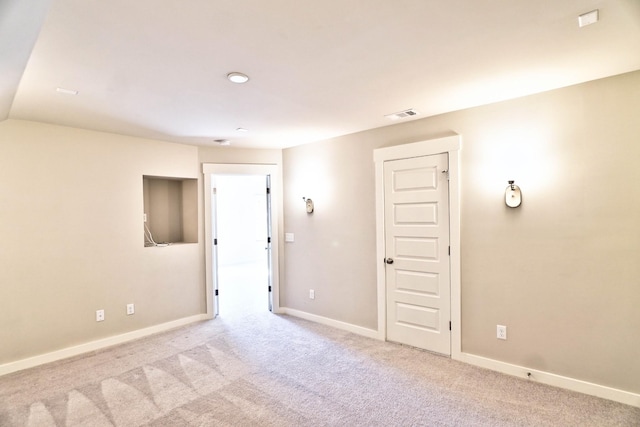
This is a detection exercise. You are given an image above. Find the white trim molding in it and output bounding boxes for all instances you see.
[373,135,462,357]
[202,163,283,317]
[0,314,209,377]
[278,305,640,408]
[280,307,380,340]
[459,352,640,408]
[276,305,640,408]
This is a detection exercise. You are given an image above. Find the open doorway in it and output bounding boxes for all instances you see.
[202,163,281,319]
[215,175,268,315]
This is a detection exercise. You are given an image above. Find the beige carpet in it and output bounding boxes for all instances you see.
[1,310,638,426]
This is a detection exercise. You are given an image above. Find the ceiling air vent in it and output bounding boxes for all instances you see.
[385,108,419,120]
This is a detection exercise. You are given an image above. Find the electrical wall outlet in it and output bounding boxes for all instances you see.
[96,309,105,322]
[309,289,315,299]
[497,325,507,340]
[126,303,135,315]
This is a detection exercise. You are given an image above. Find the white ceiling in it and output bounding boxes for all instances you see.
[2,0,640,149]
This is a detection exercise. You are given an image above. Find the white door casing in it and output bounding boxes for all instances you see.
[211,178,220,316]
[374,135,461,358]
[384,154,450,354]
[203,163,282,318]
[266,174,274,312]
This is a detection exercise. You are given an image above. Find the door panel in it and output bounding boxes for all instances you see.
[395,270,440,295]
[385,153,451,354]
[394,203,437,224]
[395,237,439,259]
[396,303,439,331]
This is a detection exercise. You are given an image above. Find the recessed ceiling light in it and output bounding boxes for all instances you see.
[56,87,78,95]
[227,72,249,84]
[214,139,231,146]
[236,127,248,132]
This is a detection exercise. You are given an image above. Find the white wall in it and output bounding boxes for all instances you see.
[0,123,284,369]
[0,120,203,364]
[2,70,638,400]
[282,70,640,396]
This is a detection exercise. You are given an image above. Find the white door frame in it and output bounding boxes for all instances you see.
[202,163,282,318]
[374,135,461,359]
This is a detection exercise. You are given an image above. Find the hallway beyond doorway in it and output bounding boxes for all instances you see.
[202,162,281,318]
[218,261,268,316]
[215,174,270,316]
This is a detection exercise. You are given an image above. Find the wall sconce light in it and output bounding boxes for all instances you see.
[505,181,522,208]
[302,197,314,214]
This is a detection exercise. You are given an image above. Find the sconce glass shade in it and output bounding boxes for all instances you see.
[505,181,522,208]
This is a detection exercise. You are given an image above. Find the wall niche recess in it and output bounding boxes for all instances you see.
[143,176,197,246]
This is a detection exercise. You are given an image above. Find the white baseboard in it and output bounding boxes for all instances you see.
[457,352,640,408]
[0,314,209,377]
[280,307,381,340]
[4,310,637,409]
[280,308,639,408]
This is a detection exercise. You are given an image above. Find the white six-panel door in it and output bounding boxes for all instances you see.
[384,153,451,354]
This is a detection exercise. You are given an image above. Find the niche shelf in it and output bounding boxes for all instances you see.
[143,176,197,246]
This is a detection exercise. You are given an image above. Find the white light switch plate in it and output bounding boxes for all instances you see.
[578,9,598,27]
[285,233,295,242]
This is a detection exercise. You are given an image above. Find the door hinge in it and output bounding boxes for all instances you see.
[214,238,218,245]
[449,321,452,331]
[212,187,217,195]
[267,236,271,244]
[266,187,271,194]
[441,169,450,181]
[215,289,219,296]
[268,285,272,292]
[448,246,450,256]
